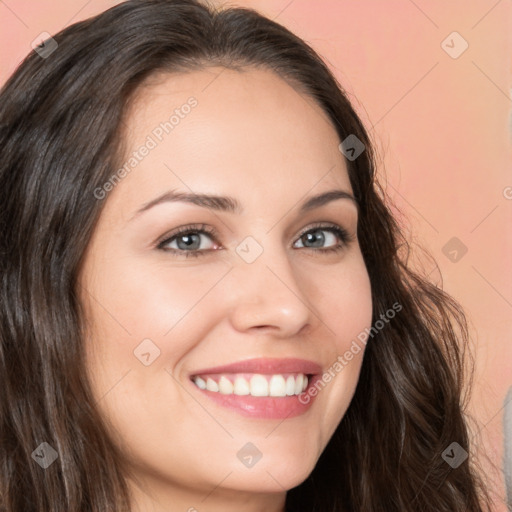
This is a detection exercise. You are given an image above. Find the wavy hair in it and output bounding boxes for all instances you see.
[0,0,493,510]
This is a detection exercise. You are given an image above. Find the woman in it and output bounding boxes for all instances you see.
[0,0,493,510]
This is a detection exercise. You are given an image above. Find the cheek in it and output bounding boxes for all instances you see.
[79,249,232,416]
[84,253,232,347]
[310,257,373,432]
[318,255,373,348]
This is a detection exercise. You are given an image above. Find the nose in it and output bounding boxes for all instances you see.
[225,243,314,338]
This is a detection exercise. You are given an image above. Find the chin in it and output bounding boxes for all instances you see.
[224,451,318,493]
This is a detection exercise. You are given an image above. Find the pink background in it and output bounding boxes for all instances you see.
[1,0,511,509]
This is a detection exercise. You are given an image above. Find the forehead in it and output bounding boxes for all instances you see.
[107,66,352,216]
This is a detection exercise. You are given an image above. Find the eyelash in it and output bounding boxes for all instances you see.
[156,222,354,259]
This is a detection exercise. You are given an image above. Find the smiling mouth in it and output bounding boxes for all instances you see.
[191,372,310,397]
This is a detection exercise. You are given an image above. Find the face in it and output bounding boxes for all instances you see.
[79,67,373,511]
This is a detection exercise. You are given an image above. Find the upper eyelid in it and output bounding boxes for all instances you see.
[156,223,218,247]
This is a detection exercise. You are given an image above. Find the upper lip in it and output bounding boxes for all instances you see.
[190,357,322,376]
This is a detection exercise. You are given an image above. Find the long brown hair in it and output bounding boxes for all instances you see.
[0,1,494,510]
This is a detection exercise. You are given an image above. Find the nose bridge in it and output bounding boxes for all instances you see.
[226,233,313,335]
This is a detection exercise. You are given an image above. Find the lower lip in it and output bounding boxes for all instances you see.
[191,375,320,419]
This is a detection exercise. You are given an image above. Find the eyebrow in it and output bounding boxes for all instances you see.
[131,188,359,220]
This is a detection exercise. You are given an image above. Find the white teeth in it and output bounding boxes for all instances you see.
[250,374,269,396]
[193,373,310,397]
[294,374,304,395]
[233,376,250,395]
[194,376,206,390]
[218,376,233,394]
[206,377,219,392]
[269,375,287,397]
[285,375,295,396]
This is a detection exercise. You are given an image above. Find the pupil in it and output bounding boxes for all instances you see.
[178,234,199,250]
[305,230,324,247]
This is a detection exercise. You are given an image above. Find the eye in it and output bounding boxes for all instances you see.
[293,224,352,254]
[157,223,219,258]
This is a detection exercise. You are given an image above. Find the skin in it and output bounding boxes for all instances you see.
[79,66,373,512]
